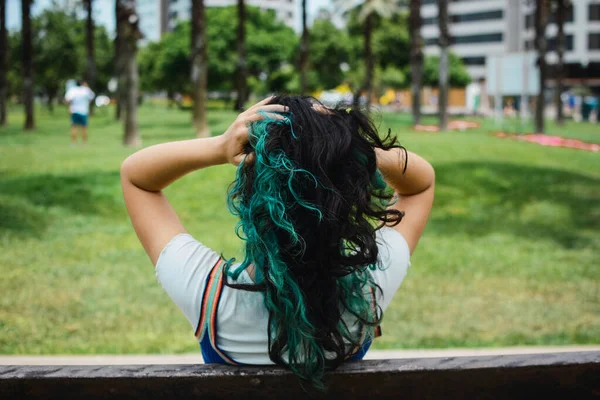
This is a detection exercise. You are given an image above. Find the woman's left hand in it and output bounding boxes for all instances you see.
[220,97,288,166]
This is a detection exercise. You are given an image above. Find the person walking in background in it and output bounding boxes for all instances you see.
[65,80,95,145]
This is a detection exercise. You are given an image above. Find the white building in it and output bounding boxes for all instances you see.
[421,0,600,82]
[141,0,297,42]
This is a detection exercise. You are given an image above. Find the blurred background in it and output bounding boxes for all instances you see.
[0,0,598,355]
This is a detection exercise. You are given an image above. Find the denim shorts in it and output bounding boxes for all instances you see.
[71,113,88,127]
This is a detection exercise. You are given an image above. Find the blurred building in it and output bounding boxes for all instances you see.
[136,0,298,42]
[421,0,600,84]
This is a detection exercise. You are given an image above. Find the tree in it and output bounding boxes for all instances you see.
[6,9,112,113]
[115,0,124,120]
[374,14,409,71]
[22,0,34,130]
[299,0,309,94]
[335,0,401,110]
[409,0,423,125]
[191,0,210,137]
[139,7,297,97]
[379,66,406,91]
[34,10,79,111]
[0,0,6,126]
[360,0,374,109]
[554,0,567,126]
[534,0,549,133]
[87,23,114,96]
[234,0,248,110]
[438,0,449,130]
[245,8,297,90]
[421,53,470,87]
[117,0,142,146]
[309,19,353,90]
[84,0,96,115]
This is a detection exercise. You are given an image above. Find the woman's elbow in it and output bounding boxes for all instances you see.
[120,156,134,184]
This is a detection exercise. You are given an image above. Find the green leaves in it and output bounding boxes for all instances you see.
[422,53,471,88]
[138,6,299,96]
[8,9,113,100]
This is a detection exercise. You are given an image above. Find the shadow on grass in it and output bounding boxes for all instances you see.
[431,162,600,249]
[0,171,123,236]
[0,196,49,237]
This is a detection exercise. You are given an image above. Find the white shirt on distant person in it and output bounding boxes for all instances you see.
[65,86,95,116]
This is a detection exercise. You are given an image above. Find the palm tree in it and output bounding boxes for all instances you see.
[438,0,449,130]
[334,0,400,110]
[118,0,142,146]
[409,0,423,125]
[0,0,7,126]
[534,0,549,133]
[234,0,248,111]
[554,0,567,126]
[115,0,124,120]
[84,0,96,115]
[191,0,210,137]
[299,0,309,94]
[362,0,375,110]
[22,0,35,130]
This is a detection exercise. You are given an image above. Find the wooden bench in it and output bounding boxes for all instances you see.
[1,351,599,399]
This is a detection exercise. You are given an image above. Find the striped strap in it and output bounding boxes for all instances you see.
[194,258,239,365]
[371,287,382,338]
[195,260,380,363]
[346,286,382,360]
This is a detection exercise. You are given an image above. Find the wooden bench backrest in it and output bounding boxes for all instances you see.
[1,351,599,399]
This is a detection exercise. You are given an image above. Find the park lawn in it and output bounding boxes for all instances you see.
[0,104,598,354]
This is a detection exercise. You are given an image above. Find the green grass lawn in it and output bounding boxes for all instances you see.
[0,103,598,354]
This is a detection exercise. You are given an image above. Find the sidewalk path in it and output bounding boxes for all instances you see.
[1,346,599,365]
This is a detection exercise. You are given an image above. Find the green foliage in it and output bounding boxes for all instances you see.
[7,8,114,103]
[421,53,472,88]
[85,25,114,94]
[33,10,80,102]
[379,67,406,90]
[138,6,298,95]
[373,14,410,70]
[308,20,353,90]
[139,24,193,95]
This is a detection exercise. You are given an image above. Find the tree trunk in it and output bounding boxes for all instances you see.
[120,0,141,146]
[409,0,423,125]
[191,0,210,137]
[115,0,123,121]
[0,0,7,126]
[234,0,247,111]
[534,0,548,134]
[85,0,96,116]
[299,0,309,94]
[555,0,565,126]
[438,0,449,130]
[363,10,374,111]
[123,46,140,146]
[22,0,34,130]
[46,89,56,113]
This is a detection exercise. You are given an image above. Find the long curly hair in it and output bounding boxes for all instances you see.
[225,95,405,388]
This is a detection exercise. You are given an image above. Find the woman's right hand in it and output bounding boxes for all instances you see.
[219,97,288,166]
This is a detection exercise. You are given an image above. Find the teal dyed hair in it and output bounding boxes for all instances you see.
[225,96,405,389]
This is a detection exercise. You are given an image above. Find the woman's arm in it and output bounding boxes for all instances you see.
[120,137,226,265]
[376,148,435,254]
[121,97,286,265]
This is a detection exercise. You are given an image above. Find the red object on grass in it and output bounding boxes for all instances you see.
[495,132,600,152]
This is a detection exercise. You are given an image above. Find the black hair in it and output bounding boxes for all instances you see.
[226,95,406,388]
